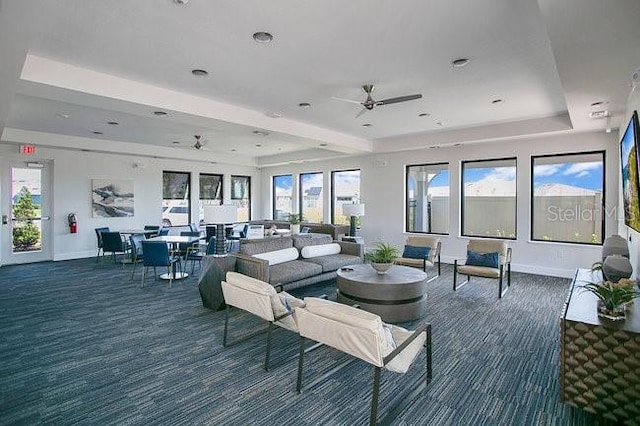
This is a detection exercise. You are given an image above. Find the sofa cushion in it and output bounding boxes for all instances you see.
[301,243,341,259]
[303,254,363,273]
[402,245,431,260]
[466,250,499,268]
[268,260,322,285]
[240,237,293,256]
[293,234,333,250]
[253,247,299,265]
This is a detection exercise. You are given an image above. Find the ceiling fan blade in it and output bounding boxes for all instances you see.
[331,96,364,105]
[355,108,368,119]
[376,94,422,106]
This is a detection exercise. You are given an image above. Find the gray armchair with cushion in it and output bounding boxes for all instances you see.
[394,236,441,281]
[453,239,512,298]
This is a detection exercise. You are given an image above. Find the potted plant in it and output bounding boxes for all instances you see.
[365,242,400,274]
[582,279,640,321]
[288,213,302,234]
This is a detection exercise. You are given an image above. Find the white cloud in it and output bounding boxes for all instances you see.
[562,162,601,176]
[533,164,562,177]
[575,171,590,178]
[484,167,516,181]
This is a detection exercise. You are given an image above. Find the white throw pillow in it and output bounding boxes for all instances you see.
[225,271,276,296]
[253,247,299,265]
[300,243,341,259]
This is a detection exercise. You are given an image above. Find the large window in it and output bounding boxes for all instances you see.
[300,172,323,223]
[199,173,223,223]
[162,171,191,227]
[531,151,605,244]
[461,158,517,239]
[331,169,360,225]
[231,175,251,222]
[273,174,293,220]
[406,163,449,234]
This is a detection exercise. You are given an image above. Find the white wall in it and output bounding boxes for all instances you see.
[260,130,618,278]
[0,143,259,262]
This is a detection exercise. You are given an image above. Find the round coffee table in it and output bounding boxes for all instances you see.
[336,264,428,323]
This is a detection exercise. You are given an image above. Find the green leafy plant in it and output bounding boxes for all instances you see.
[288,213,302,224]
[365,242,400,264]
[581,280,640,314]
[12,188,40,251]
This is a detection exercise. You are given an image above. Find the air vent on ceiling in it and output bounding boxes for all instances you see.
[589,110,609,119]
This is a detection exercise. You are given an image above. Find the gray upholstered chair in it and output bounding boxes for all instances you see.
[453,239,512,298]
[221,271,307,371]
[296,297,432,426]
[394,236,441,281]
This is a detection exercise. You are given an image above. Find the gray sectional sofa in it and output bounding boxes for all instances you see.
[198,234,363,310]
[235,234,363,290]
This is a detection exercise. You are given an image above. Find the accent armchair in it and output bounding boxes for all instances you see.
[453,239,512,298]
[296,297,432,425]
[394,236,441,282]
[221,271,307,371]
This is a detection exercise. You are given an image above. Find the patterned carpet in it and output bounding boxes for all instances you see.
[0,259,616,425]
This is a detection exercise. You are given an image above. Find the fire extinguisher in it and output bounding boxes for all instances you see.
[67,213,78,234]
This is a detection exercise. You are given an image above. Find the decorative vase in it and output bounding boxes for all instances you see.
[290,224,300,234]
[597,300,626,321]
[371,262,393,274]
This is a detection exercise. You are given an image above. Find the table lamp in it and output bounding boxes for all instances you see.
[342,203,365,237]
[204,204,238,256]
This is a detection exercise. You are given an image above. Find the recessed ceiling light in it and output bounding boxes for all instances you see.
[174,0,188,4]
[362,123,372,127]
[253,130,269,136]
[590,101,608,108]
[191,69,208,77]
[452,58,470,68]
[265,111,282,118]
[153,111,168,116]
[299,102,311,108]
[255,144,262,147]
[171,141,180,145]
[491,99,504,104]
[418,113,430,117]
[253,31,273,43]
[319,143,328,147]
[92,131,103,135]
[57,113,70,119]
[453,143,463,147]
[429,145,441,149]
[436,122,443,126]
[81,149,90,152]
[107,121,119,125]
[231,149,237,152]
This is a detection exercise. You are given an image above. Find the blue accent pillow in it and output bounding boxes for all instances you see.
[402,245,431,260]
[466,251,499,268]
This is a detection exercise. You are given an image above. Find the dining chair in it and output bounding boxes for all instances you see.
[144,225,160,236]
[177,231,201,259]
[100,231,130,266]
[94,227,110,263]
[157,227,170,236]
[140,240,181,288]
[184,237,216,274]
[129,234,146,281]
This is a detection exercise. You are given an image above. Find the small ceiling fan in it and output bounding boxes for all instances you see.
[192,135,207,150]
[332,84,422,117]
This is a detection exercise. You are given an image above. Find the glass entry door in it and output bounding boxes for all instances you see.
[1,161,52,264]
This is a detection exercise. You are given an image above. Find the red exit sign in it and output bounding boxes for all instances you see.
[20,145,36,155]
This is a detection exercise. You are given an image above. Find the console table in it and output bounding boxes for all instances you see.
[560,268,640,424]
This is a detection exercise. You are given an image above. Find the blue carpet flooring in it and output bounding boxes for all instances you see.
[0,259,616,425]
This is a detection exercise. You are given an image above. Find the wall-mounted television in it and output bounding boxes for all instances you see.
[620,110,640,232]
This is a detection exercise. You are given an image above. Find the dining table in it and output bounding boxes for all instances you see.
[147,235,201,280]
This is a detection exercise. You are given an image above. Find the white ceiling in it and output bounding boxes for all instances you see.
[0,0,638,167]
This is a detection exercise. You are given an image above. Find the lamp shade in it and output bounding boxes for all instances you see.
[342,203,365,217]
[204,204,238,224]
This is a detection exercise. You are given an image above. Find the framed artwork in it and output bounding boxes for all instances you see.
[92,179,134,218]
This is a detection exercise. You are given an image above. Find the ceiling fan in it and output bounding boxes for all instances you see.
[192,135,207,150]
[333,84,422,117]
